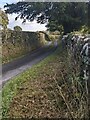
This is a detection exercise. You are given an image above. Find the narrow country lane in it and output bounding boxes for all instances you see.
[2,41,58,86]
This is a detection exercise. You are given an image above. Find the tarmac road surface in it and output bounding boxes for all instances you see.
[1,41,58,87]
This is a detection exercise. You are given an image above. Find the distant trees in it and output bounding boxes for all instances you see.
[13,26,22,44]
[14,26,22,31]
[4,2,89,33]
[0,9,23,43]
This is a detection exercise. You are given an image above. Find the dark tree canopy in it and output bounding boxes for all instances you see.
[4,2,89,33]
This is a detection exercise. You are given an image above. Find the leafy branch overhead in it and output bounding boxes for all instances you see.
[4,2,52,23]
[4,2,89,33]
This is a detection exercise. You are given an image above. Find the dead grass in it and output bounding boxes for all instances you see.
[2,43,88,119]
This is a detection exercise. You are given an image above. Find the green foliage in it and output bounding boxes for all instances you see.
[0,9,9,44]
[46,22,64,34]
[49,35,55,41]
[0,9,9,29]
[80,25,90,34]
[14,26,22,31]
[39,31,51,41]
[50,31,60,35]
[4,2,88,33]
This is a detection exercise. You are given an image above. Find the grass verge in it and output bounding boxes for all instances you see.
[2,43,88,119]
[2,43,65,117]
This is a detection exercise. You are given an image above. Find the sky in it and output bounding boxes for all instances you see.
[0,0,47,31]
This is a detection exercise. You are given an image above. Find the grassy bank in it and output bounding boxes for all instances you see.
[2,42,88,119]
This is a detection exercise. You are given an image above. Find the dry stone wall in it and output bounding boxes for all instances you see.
[2,30,45,64]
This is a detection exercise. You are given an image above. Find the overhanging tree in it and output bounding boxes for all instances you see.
[4,2,88,33]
